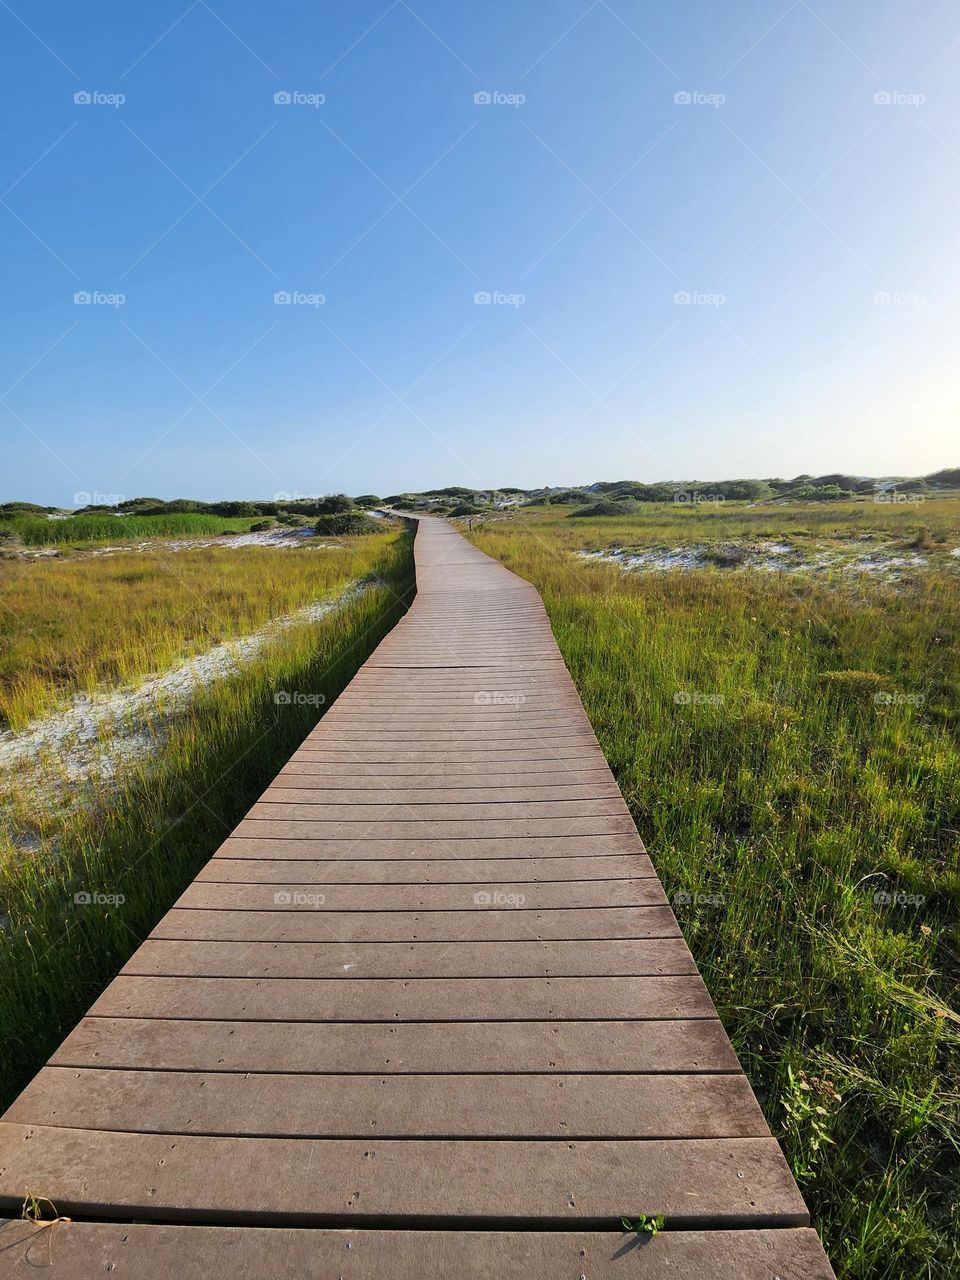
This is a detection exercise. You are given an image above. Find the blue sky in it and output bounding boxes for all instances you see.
[2,1,959,504]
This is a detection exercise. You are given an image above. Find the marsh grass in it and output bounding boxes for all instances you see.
[470,500,959,1279]
[0,536,394,730]
[0,528,414,1101]
[0,513,260,546]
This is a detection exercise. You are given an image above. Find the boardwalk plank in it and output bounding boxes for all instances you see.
[197,854,658,882]
[121,938,699,979]
[150,905,682,942]
[0,1127,809,1229]
[51,1017,741,1074]
[174,880,666,912]
[0,1222,839,1279]
[9,1068,769,1139]
[89,974,717,1021]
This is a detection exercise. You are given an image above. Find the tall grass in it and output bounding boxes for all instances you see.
[0,528,415,1102]
[1,513,260,545]
[0,538,393,730]
[470,503,959,1280]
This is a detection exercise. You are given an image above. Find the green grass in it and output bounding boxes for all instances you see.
[0,534,394,730]
[0,512,260,546]
[469,500,959,1280]
[0,527,415,1101]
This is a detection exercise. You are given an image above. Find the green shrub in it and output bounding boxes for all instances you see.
[572,499,637,517]
[314,511,379,536]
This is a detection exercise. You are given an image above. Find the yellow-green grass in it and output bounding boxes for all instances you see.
[0,527,415,1101]
[0,535,393,731]
[468,501,959,1280]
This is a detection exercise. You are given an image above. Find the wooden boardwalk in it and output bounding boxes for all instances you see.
[0,517,835,1276]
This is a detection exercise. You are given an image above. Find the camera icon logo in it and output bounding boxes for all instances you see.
[473,291,492,305]
[473,890,492,905]
[74,90,92,105]
[674,91,692,105]
[274,91,292,105]
[473,91,492,105]
[273,890,293,905]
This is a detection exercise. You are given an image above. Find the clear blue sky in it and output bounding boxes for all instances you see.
[3,1,958,504]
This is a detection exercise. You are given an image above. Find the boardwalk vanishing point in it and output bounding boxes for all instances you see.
[0,517,836,1276]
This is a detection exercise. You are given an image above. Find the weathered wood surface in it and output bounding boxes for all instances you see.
[0,516,835,1276]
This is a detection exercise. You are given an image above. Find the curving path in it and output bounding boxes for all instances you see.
[0,517,835,1276]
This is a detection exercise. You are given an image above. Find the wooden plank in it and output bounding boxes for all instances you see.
[0,1127,810,1229]
[249,797,629,820]
[273,765,616,786]
[215,832,646,859]
[197,854,657,882]
[233,817,638,839]
[89,974,716,1022]
[150,906,682,942]
[260,784,623,804]
[8,1068,769,1140]
[121,938,698,979]
[51,1016,741,1074]
[0,1222,840,1279]
[173,879,667,911]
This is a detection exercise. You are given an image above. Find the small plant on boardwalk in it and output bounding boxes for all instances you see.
[21,1191,70,1264]
[620,1214,665,1238]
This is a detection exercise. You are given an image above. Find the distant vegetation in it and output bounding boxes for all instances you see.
[0,492,397,551]
[3,470,956,541]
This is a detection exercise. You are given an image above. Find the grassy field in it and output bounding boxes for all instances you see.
[0,536,394,731]
[0,512,261,546]
[468,499,959,1280]
[0,525,415,1102]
